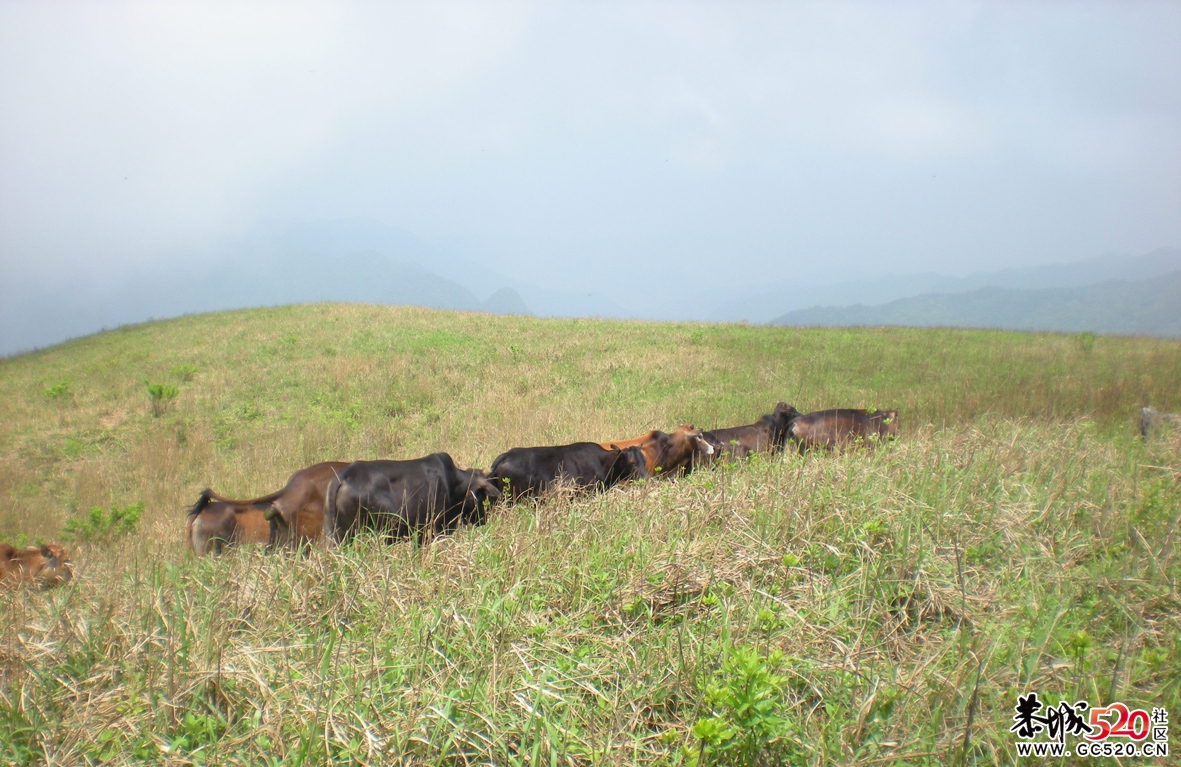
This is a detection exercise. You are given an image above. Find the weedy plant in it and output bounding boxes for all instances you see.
[145,380,179,417]
[1074,331,1097,354]
[169,363,198,382]
[60,501,143,544]
[43,379,70,400]
[688,647,803,766]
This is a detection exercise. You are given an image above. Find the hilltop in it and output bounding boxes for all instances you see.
[1,306,1178,765]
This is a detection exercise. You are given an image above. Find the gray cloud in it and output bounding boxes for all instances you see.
[1,1,1179,352]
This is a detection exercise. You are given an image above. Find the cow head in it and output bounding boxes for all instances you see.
[606,445,649,485]
[878,409,899,438]
[769,402,800,446]
[688,428,714,468]
[36,543,73,587]
[457,468,501,525]
[664,424,714,473]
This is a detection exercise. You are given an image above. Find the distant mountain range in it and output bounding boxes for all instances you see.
[709,247,1181,323]
[772,270,1181,337]
[2,212,1178,356]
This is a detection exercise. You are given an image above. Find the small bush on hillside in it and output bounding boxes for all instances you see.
[169,363,198,382]
[43,379,71,400]
[145,381,179,416]
[1075,331,1097,353]
[62,501,143,544]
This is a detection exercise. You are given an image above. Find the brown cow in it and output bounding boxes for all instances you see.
[0,543,74,589]
[185,461,349,555]
[788,408,898,450]
[266,461,350,548]
[599,424,714,476]
[185,490,275,556]
[701,402,800,462]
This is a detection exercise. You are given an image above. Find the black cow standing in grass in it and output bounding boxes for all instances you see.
[488,443,649,499]
[322,453,500,545]
[700,402,799,462]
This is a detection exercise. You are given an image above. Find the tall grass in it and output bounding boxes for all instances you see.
[1,304,1179,765]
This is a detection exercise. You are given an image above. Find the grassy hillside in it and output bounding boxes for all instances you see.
[773,271,1181,338]
[1,304,1179,765]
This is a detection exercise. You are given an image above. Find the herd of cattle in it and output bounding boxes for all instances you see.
[186,404,899,555]
[6,402,1179,590]
[1,404,900,588]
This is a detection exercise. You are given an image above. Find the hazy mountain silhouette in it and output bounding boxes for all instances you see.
[712,248,1181,323]
[772,271,1181,337]
[482,287,531,315]
[265,218,623,318]
[0,246,530,356]
[2,214,1178,356]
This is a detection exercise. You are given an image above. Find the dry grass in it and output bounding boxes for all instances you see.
[0,305,1179,765]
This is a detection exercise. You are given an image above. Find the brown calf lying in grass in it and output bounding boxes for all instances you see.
[788,408,898,450]
[0,542,74,589]
[599,424,714,476]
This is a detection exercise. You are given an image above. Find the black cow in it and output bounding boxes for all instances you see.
[322,453,500,545]
[488,443,649,499]
[701,402,799,461]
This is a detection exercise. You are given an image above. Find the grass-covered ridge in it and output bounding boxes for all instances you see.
[1,304,1179,765]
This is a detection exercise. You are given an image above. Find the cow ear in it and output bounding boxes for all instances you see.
[482,478,501,500]
[40,544,53,559]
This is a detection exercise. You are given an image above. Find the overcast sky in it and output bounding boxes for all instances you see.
[1,1,1179,335]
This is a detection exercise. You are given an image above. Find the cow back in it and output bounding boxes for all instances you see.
[325,453,471,544]
[790,408,898,449]
[490,442,647,499]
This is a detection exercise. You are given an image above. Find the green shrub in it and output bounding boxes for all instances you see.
[1074,331,1097,353]
[44,379,71,400]
[169,363,198,382]
[687,647,803,766]
[145,381,179,416]
[62,501,143,544]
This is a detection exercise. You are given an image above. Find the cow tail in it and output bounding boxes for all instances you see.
[186,489,213,517]
[185,508,199,556]
[185,490,213,556]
